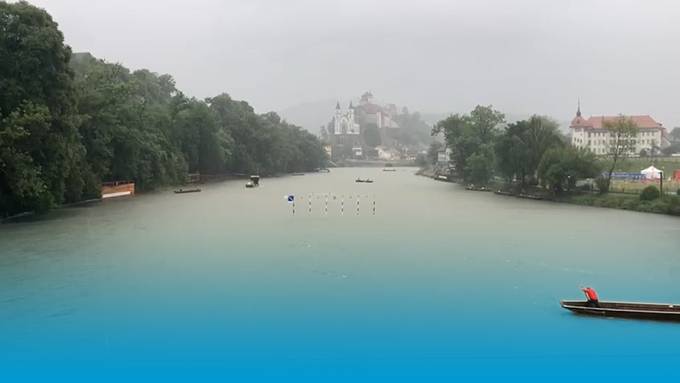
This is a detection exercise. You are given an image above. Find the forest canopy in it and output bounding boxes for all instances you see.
[0,1,327,216]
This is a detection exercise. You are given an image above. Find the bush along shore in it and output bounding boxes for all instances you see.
[423,104,680,217]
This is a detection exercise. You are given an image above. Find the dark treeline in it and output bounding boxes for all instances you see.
[0,1,326,217]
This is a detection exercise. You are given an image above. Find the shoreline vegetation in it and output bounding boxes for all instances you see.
[423,105,680,217]
[0,2,327,219]
[417,166,680,216]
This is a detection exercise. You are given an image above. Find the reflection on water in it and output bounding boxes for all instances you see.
[1,168,680,380]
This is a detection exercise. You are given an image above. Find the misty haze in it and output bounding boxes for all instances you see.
[1,0,680,381]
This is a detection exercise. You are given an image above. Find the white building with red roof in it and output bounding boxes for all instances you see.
[569,102,670,155]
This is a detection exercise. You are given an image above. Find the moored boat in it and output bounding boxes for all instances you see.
[355,179,374,183]
[518,193,544,200]
[560,300,680,321]
[246,175,260,188]
[174,188,201,194]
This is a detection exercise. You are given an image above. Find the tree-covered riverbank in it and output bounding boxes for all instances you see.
[426,105,680,217]
[0,1,327,217]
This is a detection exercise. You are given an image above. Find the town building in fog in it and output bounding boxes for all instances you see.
[333,101,360,135]
[569,103,670,155]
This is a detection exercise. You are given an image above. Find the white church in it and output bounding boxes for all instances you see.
[333,101,360,135]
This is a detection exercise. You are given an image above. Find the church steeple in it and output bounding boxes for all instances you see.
[576,99,582,117]
[336,101,340,110]
[349,101,353,109]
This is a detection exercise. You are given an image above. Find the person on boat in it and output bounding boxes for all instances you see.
[582,287,599,307]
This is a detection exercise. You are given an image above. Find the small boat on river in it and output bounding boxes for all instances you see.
[246,175,260,188]
[174,188,201,194]
[355,179,374,183]
[560,300,680,321]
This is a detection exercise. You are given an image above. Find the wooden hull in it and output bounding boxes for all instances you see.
[561,300,680,322]
[174,189,201,194]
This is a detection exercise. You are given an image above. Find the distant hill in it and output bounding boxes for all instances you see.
[278,99,340,134]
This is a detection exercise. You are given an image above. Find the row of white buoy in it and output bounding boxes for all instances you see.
[286,193,376,215]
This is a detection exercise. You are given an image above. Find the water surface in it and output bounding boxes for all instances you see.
[1,168,679,381]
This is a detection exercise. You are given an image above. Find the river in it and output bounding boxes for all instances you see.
[1,167,679,381]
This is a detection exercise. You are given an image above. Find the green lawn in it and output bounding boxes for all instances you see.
[599,156,680,174]
[564,192,680,216]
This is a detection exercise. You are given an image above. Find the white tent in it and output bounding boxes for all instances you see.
[641,166,662,180]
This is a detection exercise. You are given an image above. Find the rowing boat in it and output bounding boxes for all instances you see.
[174,188,201,194]
[560,300,680,321]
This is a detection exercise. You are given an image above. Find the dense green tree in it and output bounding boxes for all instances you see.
[602,116,638,193]
[495,115,563,185]
[669,127,680,143]
[427,141,445,165]
[1,2,95,215]
[208,94,326,175]
[1,2,327,216]
[464,144,495,185]
[71,53,187,190]
[432,105,504,181]
[537,147,600,194]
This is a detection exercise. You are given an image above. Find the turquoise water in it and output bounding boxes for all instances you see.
[1,168,679,381]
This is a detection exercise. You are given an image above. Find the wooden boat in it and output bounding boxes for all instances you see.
[518,193,544,200]
[383,168,397,172]
[246,175,260,188]
[355,179,374,183]
[560,300,680,321]
[174,188,201,194]
[292,172,305,176]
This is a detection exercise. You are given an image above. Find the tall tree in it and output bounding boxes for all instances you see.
[464,144,495,185]
[538,147,600,194]
[1,1,95,215]
[669,127,680,143]
[432,105,504,181]
[495,115,563,186]
[602,116,638,192]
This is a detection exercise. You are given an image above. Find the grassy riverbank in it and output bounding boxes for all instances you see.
[561,193,680,216]
[417,166,680,217]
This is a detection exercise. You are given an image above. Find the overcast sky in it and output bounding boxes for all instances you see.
[22,0,680,128]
